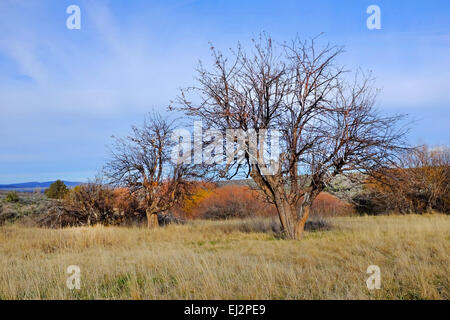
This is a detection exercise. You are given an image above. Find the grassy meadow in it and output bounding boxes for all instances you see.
[0,214,448,299]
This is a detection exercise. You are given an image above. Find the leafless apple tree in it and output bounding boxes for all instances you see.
[104,113,206,228]
[176,34,408,239]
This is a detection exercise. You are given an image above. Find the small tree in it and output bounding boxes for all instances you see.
[64,181,128,225]
[104,113,205,228]
[45,180,69,199]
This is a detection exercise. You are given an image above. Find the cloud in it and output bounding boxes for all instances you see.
[0,0,202,117]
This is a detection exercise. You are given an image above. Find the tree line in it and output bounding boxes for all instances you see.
[40,34,448,240]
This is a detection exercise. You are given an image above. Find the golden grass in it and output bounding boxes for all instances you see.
[0,214,448,299]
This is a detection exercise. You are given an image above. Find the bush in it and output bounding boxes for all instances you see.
[309,192,355,217]
[184,185,276,220]
[361,146,450,214]
[5,191,19,203]
[36,182,126,227]
[0,206,18,225]
[176,185,354,220]
[37,180,187,228]
[111,188,142,217]
[45,180,69,199]
[64,183,127,226]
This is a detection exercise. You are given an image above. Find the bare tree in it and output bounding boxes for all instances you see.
[104,113,202,228]
[364,145,449,213]
[63,178,124,226]
[176,34,408,239]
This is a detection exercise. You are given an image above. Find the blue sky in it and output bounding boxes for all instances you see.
[0,0,449,183]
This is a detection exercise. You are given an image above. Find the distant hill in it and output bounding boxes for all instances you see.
[0,181,82,191]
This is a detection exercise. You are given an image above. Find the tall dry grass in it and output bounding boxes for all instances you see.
[0,214,448,299]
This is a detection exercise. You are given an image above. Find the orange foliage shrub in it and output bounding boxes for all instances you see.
[111,188,141,216]
[309,192,354,217]
[57,184,144,226]
[175,184,354,220]
[181,188,213,218]
[177,185,276,220]
[58,181,353,225]
[360,146,449,214]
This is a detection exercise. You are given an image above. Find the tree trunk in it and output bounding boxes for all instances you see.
[293,190,317,239]
[276,204,310,240]
[278,205,294,239]
[294,205,310,239]
[274,192,315,240]
[249,167,316,240]
[146,209,159,229]
[273,197,297,239]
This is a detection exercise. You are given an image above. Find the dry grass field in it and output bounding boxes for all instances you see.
[0,214,448,299]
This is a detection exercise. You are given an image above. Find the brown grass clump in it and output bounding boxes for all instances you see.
[0,214,448,299]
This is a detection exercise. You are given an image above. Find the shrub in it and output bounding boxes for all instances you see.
[37,180,187,228]
[5,191,19,203]
[360,145,450,214]
[44,180,69,199]
[176,185,354,220]
[63,183,125,226]
[309,192,355,217]
[0,206,18,225]
[185,185,276,220]
[37,182,131,227]
[180,185,214,218]
[110,188,141,216]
